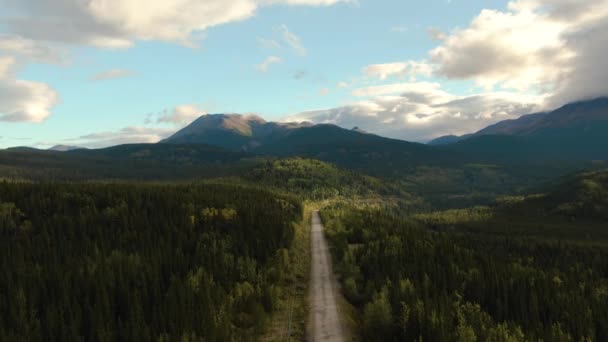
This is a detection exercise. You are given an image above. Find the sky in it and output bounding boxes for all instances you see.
[0,0,607,148]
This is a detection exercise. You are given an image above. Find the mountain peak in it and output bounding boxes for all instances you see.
[351,126,368,134]
[48,145,84,152]
[429,97,608,145]
[162,113,312,150]
[172,113,266,137]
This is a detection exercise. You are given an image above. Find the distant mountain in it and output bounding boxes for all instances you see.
[428,134,472,146]
[6,146,41,152]
[471,112,549,136]
[430,97,608,145]
[429,98,608,161]
[351,126,368,134]
[243,157,404,199]
[49,145,84,152]
[161,113,312,151]
[163,115,461,176]
[5,100,605,183]
[0,143,253,181]
[67,143,249,165]
[255,123,445,166]
[445,122,608,162]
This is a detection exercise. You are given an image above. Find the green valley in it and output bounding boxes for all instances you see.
[1,97,608,341]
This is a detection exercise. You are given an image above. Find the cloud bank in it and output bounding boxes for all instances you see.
[68,126,175,148]
[363,61,433,81]
[64,104,207,148]
[286,82,542,141]
[1,0,347,48]
[429,0,608,106]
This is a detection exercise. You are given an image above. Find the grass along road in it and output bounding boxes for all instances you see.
[261,206,311,341]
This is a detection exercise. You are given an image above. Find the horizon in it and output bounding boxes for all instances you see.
[6,94,608,151]
[1,0,608,148]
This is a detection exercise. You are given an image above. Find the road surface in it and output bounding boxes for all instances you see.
[308,211,344,342]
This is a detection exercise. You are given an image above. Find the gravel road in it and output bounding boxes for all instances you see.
[307,211,344,342]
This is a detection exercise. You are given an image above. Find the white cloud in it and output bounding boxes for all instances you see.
[277,25,307,55]
[0,56,59,123]
[547,9,608,106]
[319,88,330,96]
[256,56,282,72]
[0,57,14,79]
[364,63,408,81]
[69,126,175,148]
[0,80,59,123]
[363,61,433,81]
[257,37,281,49]
[352,82,449,98]
[430,7,564,91]
[146,104,206,125]
[430,0,608,98]
[0,36,62,123]
[337,81,350,89]
[286,82,542,141]
[91,69,135,81]
[0,34,64,63]
[1,0,345,48]
[69,104,208,148]
[266,0,348,4]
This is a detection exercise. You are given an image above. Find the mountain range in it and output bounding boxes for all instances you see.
[429,97,608,162]
[1,97,607,182]
[161,113,458,175]
[159,97,608,166]
[430,97,608,144]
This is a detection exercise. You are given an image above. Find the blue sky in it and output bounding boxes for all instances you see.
[1,0,607,147]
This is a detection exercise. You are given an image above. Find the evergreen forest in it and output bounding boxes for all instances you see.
[0,182,301,341]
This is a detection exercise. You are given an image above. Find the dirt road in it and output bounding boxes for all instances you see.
[307,211,344,342]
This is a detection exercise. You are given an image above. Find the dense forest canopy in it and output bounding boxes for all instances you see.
[243,158,409,200]
[0,182,301,341]
[320,170,608,342]
[1,145,607,341]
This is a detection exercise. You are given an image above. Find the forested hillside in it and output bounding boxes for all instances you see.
[539,170,608,220]
[321,172,608,341]
[243,158,410,200]
[318,171,608,341]
[0,145,255,181]
[443,122,608,162]
[411,170,608,241]
[320,205,608,341]
[1,105,607,341]
[0,182,301,341]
